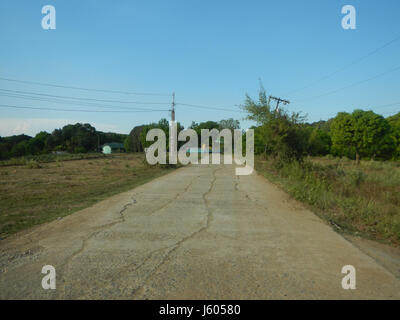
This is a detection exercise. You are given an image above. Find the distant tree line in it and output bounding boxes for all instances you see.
[123,118,241,152]
[3,101,398,164]
[244,86,400,163]
[0,123,127,160]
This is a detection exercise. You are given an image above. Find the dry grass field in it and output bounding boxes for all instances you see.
[256,156,400,246]
[0,153,176,238]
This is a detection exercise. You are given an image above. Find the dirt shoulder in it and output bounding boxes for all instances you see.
[343,235,400,279]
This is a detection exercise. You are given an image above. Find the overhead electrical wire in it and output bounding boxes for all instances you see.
[284,33,400,97]
[0,76,171,96]
[293,64,400,103]
[0,93,168,112]
[381,110,399,116]
[0,88,170,105]
[0,104,170,113]
[293,101,400,120]
[0,81,245,113]
[0,75,248,114]
[0,92,244,113]
[176,102,243,113]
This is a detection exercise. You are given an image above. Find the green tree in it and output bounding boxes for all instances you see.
[307,127,332,156]
[25,131,51,155]
[253,125,268,155]
[139,119,183,150]
[10,140,28,157]
[190,120,222,148]
[387,112,400,159]
[219,118,240,131]
[59,123,97,153]
[0,142,8,160]
[331,110,394,162]
[242,86,308,162]
[124,135,134,152]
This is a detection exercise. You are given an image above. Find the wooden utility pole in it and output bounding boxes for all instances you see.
[269,96,290,112]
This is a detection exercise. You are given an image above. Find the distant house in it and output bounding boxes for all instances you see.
[102,142,125,154]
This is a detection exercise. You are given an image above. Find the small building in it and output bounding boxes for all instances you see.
[102,142,125,154]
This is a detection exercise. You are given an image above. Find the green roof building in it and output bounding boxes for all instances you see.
[102,142,125,154]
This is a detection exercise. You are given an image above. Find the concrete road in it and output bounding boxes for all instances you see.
[1,164,399,299]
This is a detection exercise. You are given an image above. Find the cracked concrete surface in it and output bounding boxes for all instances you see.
[0,164,399,299]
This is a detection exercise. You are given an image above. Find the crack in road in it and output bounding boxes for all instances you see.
[131,166,222,299]
[56,195,137,298]
[56,173,202,298]
[147,174,201,215]
[3,164,400,299]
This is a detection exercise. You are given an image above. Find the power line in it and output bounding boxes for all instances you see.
[0,90,244,113]
[0,104,170,113]
[0,93,168,111]
[294,101,400,120]
[382,110,400,116]
[0,87,244,113]
[176,102,243,112]
[294,64,400,103]
[0,76,171,96]
[0,88,170,105]
[284,33,400,97]
[0,75,246,116]
[369,101,400,110]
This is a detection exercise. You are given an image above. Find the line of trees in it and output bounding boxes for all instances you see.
[124,118,241,152]
[0,123,127,160]
[2,98,398,163]
[244,87,400,162]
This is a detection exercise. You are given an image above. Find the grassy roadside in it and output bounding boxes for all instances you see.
[255,155,400,247]
[0,153,177,239]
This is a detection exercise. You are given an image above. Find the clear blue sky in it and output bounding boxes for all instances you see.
[0,0,399,136]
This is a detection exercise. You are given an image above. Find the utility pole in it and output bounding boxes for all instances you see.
[171,92,175,122]
[269,96,290,112]
[169,92,177,164]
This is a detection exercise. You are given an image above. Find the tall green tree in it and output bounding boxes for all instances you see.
[331,110,394,162]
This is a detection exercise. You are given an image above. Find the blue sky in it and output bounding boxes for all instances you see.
[0,0,399,136]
